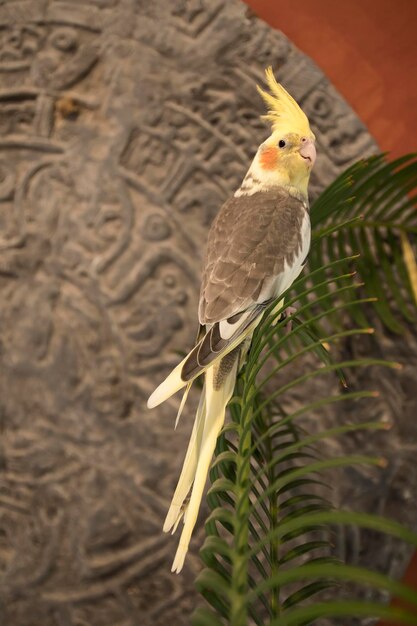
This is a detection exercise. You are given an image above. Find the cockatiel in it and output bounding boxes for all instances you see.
[147,67,316,573]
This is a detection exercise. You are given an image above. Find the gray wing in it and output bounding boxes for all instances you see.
[180,189,309,383]
[199,188,308,324]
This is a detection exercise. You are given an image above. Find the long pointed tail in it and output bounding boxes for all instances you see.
[163,383,206,533]
[169,349,239,573]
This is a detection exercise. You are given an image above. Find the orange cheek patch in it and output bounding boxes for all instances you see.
[259,146,279,170]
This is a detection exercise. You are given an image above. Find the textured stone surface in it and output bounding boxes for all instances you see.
[0,1,414,624]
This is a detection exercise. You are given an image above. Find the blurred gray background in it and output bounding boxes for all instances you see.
[0,1,416,624]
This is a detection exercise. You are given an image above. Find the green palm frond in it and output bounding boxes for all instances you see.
[191,263,417,626]
[305,153,417,333]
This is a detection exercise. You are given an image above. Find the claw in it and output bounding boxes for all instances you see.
[280,306,297,333]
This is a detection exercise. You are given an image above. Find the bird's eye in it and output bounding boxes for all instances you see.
[278,140,286,148]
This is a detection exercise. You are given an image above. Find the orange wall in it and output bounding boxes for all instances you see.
[244,0,417,158]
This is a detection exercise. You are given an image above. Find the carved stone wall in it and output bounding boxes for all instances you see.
[0,1,414,625]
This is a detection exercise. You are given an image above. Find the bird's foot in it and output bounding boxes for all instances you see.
[279,306,297,333]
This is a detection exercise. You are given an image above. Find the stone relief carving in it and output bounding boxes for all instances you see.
[0,1,415,624]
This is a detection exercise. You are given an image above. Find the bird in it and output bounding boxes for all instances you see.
[147,67,317,573]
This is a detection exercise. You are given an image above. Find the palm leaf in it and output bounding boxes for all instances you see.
[308,153,417,333]
[191,262,417,626]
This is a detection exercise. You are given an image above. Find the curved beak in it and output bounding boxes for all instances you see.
[299,138,316,167]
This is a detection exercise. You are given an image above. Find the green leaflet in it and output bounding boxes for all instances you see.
[309,153,417,333]
[270,601,417,626]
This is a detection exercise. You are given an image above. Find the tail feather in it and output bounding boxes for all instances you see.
[147,357,190,409]
[163,384,206,533]
[174,381,192,430]
[149,313,264,573]
[171,357,239,574]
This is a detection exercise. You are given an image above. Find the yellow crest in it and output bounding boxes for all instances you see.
[257,67,313,139]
